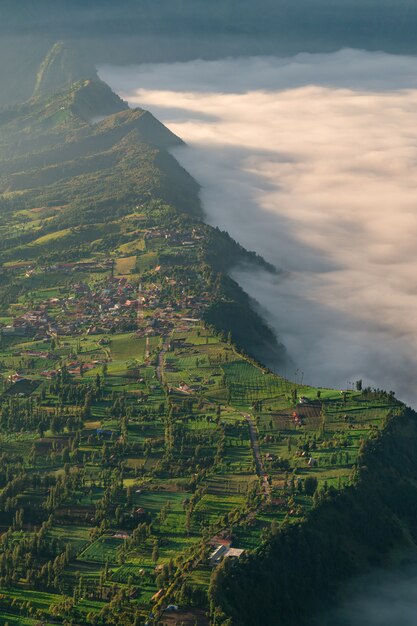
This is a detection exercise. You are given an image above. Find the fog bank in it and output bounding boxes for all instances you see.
[314,564,417,626]
[101,50,417,405]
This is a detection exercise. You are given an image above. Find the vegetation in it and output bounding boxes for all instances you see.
[209,406,417,626]
[0,44,413,626]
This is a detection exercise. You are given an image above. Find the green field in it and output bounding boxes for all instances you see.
[0,44,405,626]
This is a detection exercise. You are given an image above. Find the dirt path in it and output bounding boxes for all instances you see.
[242,412,271,497]
[156,336,170,383]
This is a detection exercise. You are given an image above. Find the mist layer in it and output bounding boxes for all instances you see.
[315,565,417,626]
[101,50,417,404]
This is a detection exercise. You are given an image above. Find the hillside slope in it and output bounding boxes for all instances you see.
[33,40,97,97]
[0,41,414,626]
[0,50,288,367]
[210,406,417,625]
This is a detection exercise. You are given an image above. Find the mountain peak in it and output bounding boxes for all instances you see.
[33,41,96,97]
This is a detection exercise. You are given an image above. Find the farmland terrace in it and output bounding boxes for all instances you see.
[0,45,412,626]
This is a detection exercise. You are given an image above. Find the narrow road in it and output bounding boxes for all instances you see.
[242,412,271,497]
[156,336,170,383]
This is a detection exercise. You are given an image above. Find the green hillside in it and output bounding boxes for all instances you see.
[210,406,417,625]
[0,44,414,626]
[0,68,284,363]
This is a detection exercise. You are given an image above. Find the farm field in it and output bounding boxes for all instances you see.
[0,48,405,626]
[0,305,400,626]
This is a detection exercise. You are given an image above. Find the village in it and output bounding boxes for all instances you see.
[0,220,401,626]
[0,38,406,626]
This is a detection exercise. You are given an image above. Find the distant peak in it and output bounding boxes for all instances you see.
[71,79,129,121]
[33,41,96,97]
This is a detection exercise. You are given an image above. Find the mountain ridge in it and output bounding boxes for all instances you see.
[33,40,97,97]
[0,42,411,626]
[0,45,288,367]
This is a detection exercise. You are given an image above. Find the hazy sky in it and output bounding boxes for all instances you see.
[101,50,417,404]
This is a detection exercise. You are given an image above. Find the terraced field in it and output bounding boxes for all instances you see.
[0,47,405,626]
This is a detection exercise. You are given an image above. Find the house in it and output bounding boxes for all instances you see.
[114,532,130,539]
[3,324,30,337]
[209,545,228,566]
[292,412,303,426]
[41,370,57,379]
[225,548,245,560]
[135,507,146,515]
[209,545,245,566]
[9,373,25,383]
[24,350,52,359]
[177,382,192,394]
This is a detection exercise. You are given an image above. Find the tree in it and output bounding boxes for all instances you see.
[152,540,159,563]
[304,476,318,496]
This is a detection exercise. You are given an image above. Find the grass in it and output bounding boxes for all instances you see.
[78,536,124,565]
[115,256,137,275]
[0,287,401,622]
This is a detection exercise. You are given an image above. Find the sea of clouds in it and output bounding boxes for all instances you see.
[101,49,417,405]
[313,565,417,626]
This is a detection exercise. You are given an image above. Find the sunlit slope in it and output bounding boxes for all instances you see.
[0,46,288,368]
[0,78,200,224]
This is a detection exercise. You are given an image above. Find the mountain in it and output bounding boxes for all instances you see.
[0,41,414,626]
[33,40,96,97]
[0,78,191,215]
[0,45,288,367]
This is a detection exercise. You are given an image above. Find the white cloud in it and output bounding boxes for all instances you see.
[100,50,417,404]
[316,565,417,626]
